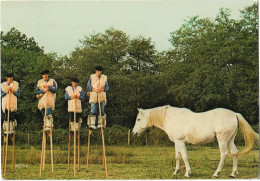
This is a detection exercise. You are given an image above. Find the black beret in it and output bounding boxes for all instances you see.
[94,66,104,71]
[6,73,14,78]
[41,69,49,75]
[71,77,79,83]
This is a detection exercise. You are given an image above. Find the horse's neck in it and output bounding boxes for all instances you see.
[147,106,168,130]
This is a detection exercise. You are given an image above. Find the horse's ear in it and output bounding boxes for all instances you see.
[137,108,143,111]
[137,108,143,114]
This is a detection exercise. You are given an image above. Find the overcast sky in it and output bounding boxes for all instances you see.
[1,0,255,56]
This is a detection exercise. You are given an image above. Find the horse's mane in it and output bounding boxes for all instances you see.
[147,105,169,128]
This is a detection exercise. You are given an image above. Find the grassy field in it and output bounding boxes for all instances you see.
[2,144,259,179]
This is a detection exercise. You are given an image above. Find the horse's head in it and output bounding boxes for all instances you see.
[132,108,149,135]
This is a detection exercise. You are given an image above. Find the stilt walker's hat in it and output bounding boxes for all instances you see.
[6,73,14,78]
[94,66,104,71]
[71,77,79,83]
[41,69,50,75]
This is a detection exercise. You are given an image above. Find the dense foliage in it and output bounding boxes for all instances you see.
[1,4,258,136]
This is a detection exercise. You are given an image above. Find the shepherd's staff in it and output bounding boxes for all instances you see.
[43,119,47,171]
[73,97,76,177]
[12,122,16,173]
[97,92,108,177]
[3,91,11,176]
[77,116,80,171]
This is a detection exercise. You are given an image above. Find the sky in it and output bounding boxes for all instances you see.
[1,0,256,56]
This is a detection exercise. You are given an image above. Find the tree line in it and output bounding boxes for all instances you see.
[1,3,258,133]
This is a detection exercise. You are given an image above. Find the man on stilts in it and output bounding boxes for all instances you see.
[87,66,109,129]
[86,66,109,177]
[65,77,85,175]
[1,73,20,175]
[1,73,20,134]
[36,69,57,175]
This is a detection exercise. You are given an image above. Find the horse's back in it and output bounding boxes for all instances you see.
[203,108,238,127]
[165,107,238,144]
[173,107,237,123]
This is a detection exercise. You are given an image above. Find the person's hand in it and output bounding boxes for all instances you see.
[97,86,104,92]
[43,87,49,92]
[70,95,75,99]
[87,92,90,97]
[36,94,43,99]
[96,88,103,93]
[92,89,99,93]
[43,85,49,88]
[8,87,14,93]
[74,94,79,99]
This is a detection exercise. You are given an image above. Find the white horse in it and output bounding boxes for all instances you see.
[132,105,259,178]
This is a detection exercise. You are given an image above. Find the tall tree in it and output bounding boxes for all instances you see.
[166,3,258,123]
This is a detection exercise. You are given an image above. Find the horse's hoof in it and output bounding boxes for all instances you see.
[184,173,191,178]
[86,169,89,172]
[173,171,179,175]
[212,175,218,179]
[230,174,236,178]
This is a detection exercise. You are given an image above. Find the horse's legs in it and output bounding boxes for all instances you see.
[176,140,191,177]
[213,139,228,178]
[228,136,238,177]
[173,146,181,175]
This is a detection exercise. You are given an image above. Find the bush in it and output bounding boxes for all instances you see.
[107,124,128,145]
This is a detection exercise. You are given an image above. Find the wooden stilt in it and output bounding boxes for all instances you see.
[101,129,105,169]
[85,92,108,177]
[4,116,10,176]
[68,120,71,170]
[50,130,54,172]
[2,135,6,175]
[43,130,46,171]
[86,129,91,171]
[100,126,108,177]
[3,92,11,176]
[40,124,44,176]
[78,122,80,171]
[98,98,108,177]
[40,93,54,176]
[12,125,16,173]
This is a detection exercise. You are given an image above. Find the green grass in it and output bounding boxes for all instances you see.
[2,145,259,179]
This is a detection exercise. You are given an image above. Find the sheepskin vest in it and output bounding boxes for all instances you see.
[89,74,107,104]
[37,78,57,110]
[1,81,19,112]
[65,86,82,113]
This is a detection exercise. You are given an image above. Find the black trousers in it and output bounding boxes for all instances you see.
[2,109,16,123]
[68,112,82,122]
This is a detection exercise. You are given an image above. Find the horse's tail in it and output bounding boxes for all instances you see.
[233,113,259,156]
